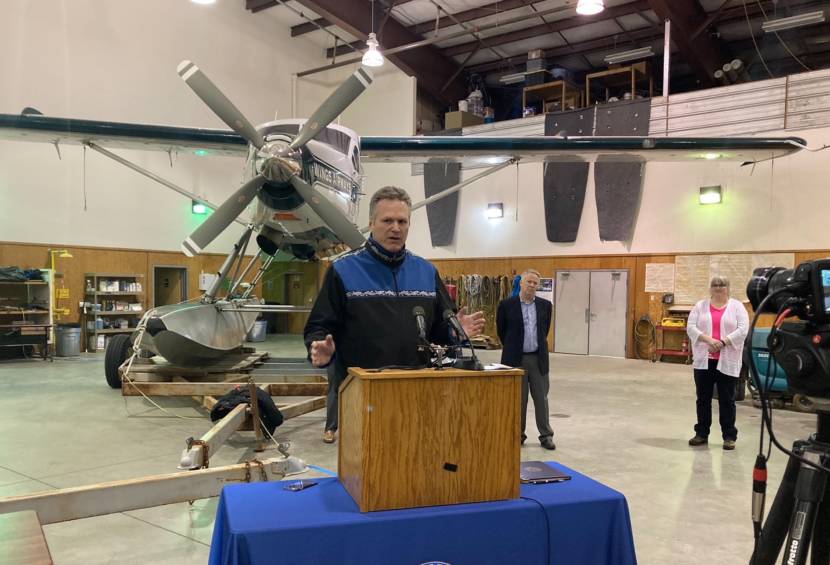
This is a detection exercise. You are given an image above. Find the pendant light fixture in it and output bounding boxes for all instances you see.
[362,0,385,67]
[576,0,605,16]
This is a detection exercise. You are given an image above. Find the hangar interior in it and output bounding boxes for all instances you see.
[1,0,830,563]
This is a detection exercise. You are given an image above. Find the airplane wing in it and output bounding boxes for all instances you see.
[1,113,806,165]
[359,135,806,165]
[0,113,248,156]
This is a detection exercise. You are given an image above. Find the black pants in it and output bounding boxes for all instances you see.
[694,358,738,441]
[325,363,343,432]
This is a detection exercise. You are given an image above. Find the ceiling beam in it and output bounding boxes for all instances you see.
[441,0,651,57]
[645,0,727,86]
[292,0,468,104]
[410,0,541,36]
[467,26,665,74]
[291,17,332,37]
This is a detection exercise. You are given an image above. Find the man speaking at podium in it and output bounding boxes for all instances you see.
[304,186,485,444]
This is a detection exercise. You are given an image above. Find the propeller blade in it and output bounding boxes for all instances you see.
[182,175,266,257]
[289,175,366,250]
[177,60,264,149]
[289,67,373,151]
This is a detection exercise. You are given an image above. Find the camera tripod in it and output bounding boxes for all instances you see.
[751,411,830,565]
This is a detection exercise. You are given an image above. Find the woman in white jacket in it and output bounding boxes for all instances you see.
[686,276,749,450]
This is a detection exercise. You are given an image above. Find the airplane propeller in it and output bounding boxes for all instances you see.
[288,175,366,250]
[177,60,264,149]
[181,175,266,257]
[288,67,373,152]
[177,61,373,256]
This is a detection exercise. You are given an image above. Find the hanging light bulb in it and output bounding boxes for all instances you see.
[576,0,604,15]
[362,32,384,67]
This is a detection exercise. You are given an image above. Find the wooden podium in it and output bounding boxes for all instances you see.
[338,367,523,512]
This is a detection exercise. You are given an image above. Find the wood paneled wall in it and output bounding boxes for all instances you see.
[431,250,830,359]
[0,241,253,325]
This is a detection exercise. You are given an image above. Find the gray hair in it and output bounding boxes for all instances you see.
[521,269,541,280]
[369,186,412,221]
[710,275,730,289]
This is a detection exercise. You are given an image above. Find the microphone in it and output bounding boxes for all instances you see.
[442,308,467,340]
[413,306,427,341]
[442,309,483,371]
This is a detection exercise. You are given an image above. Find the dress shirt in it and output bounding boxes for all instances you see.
[521,298,538,353]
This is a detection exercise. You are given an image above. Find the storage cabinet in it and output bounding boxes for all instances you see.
[656,324,692,363]
[83,273,144,352]
[0,270,54,358]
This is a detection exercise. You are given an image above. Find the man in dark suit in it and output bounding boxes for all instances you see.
[496,269,555,450]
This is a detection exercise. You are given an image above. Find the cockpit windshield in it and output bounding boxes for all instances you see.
[264,123,351,155]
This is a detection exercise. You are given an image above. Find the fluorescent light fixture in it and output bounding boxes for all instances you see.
[192,200,208,215]
[603,46,655,65]
[762,10,825,33]
[486,203,504,219]
[191,0,216,4]
[699,186,722,205]
[362,33,384,67]
[499,72,527,85]
[576,0,604,16]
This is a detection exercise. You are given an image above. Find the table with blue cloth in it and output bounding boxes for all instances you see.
[209,461,636,565]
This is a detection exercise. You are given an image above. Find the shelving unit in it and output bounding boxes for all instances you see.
[83,273,144,352]
[585,61,653,106]
[522,79,582,114]
[0,270,54,358]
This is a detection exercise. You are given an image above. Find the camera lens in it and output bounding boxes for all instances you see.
[747,267,794,313]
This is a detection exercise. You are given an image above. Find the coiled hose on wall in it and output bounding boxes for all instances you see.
[634,315,657,362]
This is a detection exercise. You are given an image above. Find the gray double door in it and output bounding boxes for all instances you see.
[553,270,628,357]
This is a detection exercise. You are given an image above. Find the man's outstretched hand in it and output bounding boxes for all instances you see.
[311,334,335,367]
[458,307,486,337]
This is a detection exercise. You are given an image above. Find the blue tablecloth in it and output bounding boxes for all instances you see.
[209,462,636,565]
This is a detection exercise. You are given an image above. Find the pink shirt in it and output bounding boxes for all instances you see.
[710,304,726,359]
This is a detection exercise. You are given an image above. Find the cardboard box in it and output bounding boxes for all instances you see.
[445,110,484,130]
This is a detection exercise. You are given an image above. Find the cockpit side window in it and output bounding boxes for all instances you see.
[351,146,360,172]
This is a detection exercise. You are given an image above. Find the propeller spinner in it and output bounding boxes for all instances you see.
[176,61,373,256]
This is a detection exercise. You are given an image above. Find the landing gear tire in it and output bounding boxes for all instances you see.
[105,334,133,389]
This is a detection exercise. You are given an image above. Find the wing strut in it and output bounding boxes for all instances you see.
[83,142,245,226]
[360,157,518,233]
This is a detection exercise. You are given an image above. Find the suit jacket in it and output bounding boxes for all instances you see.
[497,295,552,375]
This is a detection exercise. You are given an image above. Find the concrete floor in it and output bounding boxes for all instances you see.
[0,335,817,564]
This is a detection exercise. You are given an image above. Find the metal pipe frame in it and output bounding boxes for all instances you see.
[205,226,254,302]
[228,251,263,297]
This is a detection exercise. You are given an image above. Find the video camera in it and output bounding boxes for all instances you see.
[747,258,830,398]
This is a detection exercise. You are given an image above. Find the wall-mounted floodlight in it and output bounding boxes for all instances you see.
[603,46,655,65]
[762,11,825,33]
[487,203,504,219]
[699,186,722,205]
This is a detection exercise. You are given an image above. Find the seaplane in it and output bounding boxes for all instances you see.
[0,60,808,385]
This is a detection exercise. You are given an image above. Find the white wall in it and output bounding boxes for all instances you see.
[362,125,830,259]
[0,0,327,253]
